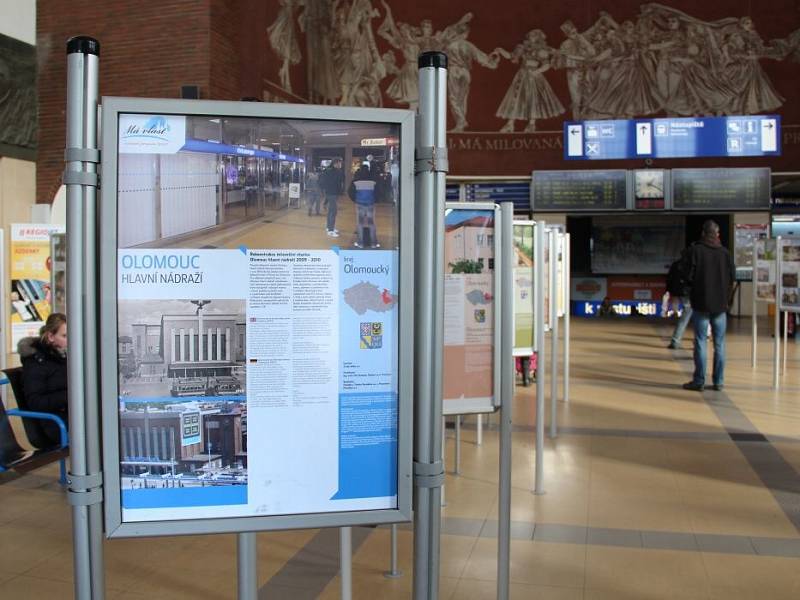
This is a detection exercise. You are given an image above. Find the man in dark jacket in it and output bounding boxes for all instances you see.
[319,158,344,237]
[682,221,736,391]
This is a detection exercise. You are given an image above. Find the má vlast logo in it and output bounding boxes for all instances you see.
[123,116,171,141]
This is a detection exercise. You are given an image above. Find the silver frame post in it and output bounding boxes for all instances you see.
[65,36,105,600]
[237,532,257,600]
[549,230,559,439]
[384,523,403,579]
[413,51,448,600]
[497,202,514,600]
[751,242,758,368]
[773,237,782,389]
[340,527,352,600]
[534,222,546,494]
[562,234,571,403]
[454,416,461,475]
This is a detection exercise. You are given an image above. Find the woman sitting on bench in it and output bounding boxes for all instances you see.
[18,313,68,445]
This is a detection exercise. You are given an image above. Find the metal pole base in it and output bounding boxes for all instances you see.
[384,569,404,579]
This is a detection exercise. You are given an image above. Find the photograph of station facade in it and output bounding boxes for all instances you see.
[117,299,248,481]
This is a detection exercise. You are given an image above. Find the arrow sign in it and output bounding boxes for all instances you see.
[567,124,583,157]
[761,119,777,152]
[635,122,652,155]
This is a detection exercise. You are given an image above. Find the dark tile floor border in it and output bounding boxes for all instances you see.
[662,324,800,534]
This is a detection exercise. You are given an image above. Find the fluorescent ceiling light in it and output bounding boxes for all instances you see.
[321,132,348,137]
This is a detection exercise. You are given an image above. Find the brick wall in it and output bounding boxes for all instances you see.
[37,0,213,204]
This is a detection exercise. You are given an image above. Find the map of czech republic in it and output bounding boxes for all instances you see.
[343,281,396,315]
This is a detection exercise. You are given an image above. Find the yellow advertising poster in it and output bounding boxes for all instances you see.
[10,223,65,348]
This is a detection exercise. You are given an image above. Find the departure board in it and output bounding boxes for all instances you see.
[531,170,628,212]
[671,168,771,211]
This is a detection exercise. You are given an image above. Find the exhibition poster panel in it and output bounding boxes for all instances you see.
[50,233,67,314]
[779,238,800,312]
[10,223,65,348]
[754,239,777,302]
[557,233,566,318]
[443,207,496,414]
[115,112,401,523]
[512,223,535,354]
[543,229,551,330]
[734,224,767,280]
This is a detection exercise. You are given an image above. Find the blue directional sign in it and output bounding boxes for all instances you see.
[564,115,780,160]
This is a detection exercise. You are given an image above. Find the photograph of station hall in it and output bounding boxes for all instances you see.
[117,115,401,252]
[117,299,248,485]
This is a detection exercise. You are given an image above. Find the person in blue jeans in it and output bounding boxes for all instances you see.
[682,220,736,392]
[666,250,693,349]
[319,158,344,237]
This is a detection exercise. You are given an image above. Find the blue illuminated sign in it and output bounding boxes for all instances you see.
[181,138,304,163]
[564,115,780,161]
[573,300,673,318]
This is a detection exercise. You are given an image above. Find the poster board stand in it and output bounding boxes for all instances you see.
[534,221,546,495]
[751,238,782,389]
[549,229,559,439]
[777,237,800,381]
[413,51,448,600]
[496,201,515,600]
[65,36,105,600]
[563,234,571,403]
[69,35,420,600]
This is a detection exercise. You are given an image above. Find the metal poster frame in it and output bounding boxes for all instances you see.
[512,220,536,357]
[556,232,566,319]
[750,237,781,389]
[777,237,800,314]
[442,201,502,415]
[99,97,415,538]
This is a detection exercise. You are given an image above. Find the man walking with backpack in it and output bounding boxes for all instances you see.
[682,220,736,392]
[666,248,693,349]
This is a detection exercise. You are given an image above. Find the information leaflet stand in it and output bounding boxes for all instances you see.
[777,238,800,375]
[751,238,781,389]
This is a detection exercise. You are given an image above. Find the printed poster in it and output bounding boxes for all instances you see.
[734,223,768,280]
[10,223,65,348]
[117,247,399,522]
[112,111,404,524]
[443,208,495,414]
[754,239,777,302]
[512,223,535,354]
[779,238,800,312]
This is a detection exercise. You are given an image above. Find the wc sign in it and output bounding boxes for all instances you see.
[118,114,186,154]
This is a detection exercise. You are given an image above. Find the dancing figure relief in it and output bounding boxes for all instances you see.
[496,30,565,133]
[264,1,798,131]
[267,0,302,93]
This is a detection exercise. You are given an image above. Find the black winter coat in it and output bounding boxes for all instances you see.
[18,337,68,444]
[685,240,736,314]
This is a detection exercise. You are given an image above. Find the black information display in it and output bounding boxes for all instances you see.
[671,168,771,211]
[532,170,628,212]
